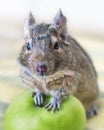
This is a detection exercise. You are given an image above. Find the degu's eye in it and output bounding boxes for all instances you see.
[26,43,31,51]
[54,42,60,50]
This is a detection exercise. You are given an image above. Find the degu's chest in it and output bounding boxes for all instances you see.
[33,74,63,94]
[21,68,75,95]
[33,70,75,95]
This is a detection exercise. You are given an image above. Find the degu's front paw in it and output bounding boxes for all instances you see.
[44,97,61,113]
[32,92,43,106]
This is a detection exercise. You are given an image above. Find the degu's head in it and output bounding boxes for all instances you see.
[19,9,70,76]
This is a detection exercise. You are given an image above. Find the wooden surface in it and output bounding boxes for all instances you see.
[0,22,104,130]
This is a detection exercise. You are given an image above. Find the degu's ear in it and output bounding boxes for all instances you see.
[53,9,67,34]
[24,11,35,35]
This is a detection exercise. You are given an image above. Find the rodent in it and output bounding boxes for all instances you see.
[18,9,99,118]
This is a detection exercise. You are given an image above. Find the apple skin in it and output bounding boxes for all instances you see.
[4,91,86,130]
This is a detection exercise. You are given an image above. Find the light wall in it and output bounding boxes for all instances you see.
[0,0,104,35]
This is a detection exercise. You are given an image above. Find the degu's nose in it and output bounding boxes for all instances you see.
[36,64,47,74]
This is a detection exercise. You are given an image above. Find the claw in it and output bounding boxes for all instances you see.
[44,97,61,112]
[37,95,41,105]
[56,102,60,111]
[33,92,43,106]
[51,104,56,113]
[44,103,51,109]
[46,103,53,111]
[34,95,38,105]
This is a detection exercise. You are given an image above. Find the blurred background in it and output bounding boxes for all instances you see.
[0,0,104,130]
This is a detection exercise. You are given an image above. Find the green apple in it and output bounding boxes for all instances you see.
[4,91,86,130]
